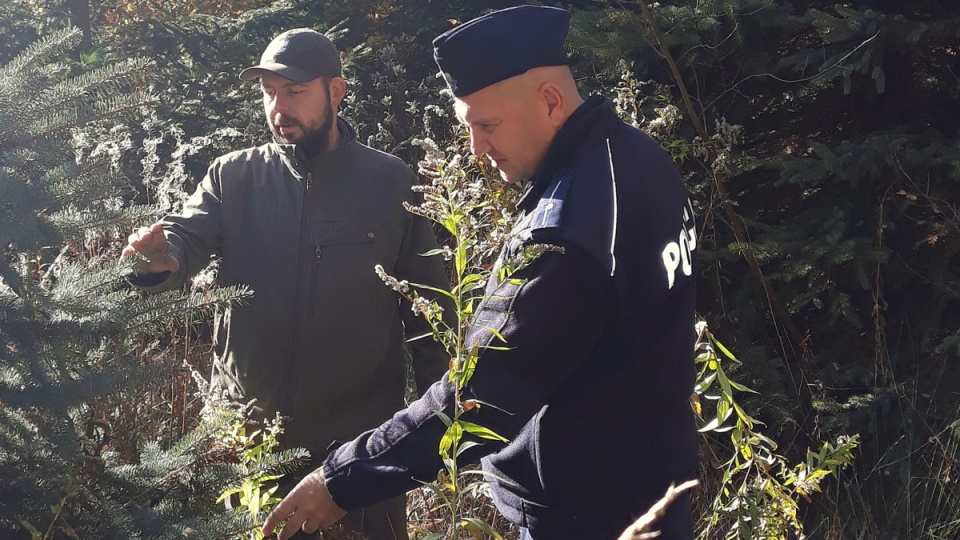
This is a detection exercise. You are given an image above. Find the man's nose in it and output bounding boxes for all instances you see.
[469,129,489,157]
[268,94,288,116]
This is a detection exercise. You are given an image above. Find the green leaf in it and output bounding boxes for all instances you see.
[712,337,740,363]
[416,479,453,509]
[699,417,722,432]
[727,378,758,394]
[407,281,457,301]
[695,371,718,392]
[457,440,485,456]
[435,410,453,428]
[19,520,42,540]
[460,420,508,442]
[481,326,509,344]
[439,421,463,457]
[461,517,505,540]
[459,279,486,295]
[717,397,732,423]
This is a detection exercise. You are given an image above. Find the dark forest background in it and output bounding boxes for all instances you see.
[1,0,958,538]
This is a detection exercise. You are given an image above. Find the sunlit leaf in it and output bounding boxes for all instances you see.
[460,420,508,442]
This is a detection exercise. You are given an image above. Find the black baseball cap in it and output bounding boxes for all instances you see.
[432,6,570,97]
[239,28,342,83]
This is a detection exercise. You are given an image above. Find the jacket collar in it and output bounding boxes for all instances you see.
[517,94,618,211]
[273,116,359,164]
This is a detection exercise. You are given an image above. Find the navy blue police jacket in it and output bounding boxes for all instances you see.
[322,95,699,539]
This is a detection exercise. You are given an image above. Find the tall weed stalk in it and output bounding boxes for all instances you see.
[694,321,859,539]
[377,134,521,538]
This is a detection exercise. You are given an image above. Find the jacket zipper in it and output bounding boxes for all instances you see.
[281,169,312,416]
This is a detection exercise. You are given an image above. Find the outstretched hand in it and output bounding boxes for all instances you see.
[122,222,180,275]
[262,469,347,540]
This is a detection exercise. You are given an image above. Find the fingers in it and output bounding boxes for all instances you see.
[262,469,347,540]
[122,228,147,257]
[276,509,304,540]
[301,517,322,536]
[264,507,321,540]
[121,223,179,274]
[261,498,292,538]
[123,223,165,256]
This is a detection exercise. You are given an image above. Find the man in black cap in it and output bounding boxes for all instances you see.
[122,28,452,540]
[263,6,698,540]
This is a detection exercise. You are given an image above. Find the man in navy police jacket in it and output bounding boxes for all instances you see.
[264,6,699,539]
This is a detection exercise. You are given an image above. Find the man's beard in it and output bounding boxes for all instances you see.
[270,108,336,158]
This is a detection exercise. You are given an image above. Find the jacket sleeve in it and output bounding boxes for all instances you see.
[394,186,454,396]
[322,240,613,511]
[129,162,224,293]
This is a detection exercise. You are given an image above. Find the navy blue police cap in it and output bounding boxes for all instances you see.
[432,5,571,97]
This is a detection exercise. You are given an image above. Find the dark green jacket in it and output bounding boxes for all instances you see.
[135,118,450,460]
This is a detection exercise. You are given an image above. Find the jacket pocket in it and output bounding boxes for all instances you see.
[307,220,379,329]
[299,221,386,396]
[314,221,379,246]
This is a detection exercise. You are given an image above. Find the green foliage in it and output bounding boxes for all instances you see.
[800,6,928,96]
[4,0,950,536]
[907,417,960,539]
[216,414,309,540]
[0,23,277,540]
[374,134,520,538]
[0,0,66,65]
[0,27,149,257]
[694,321,858,539]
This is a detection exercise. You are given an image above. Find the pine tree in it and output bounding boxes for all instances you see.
[0,26,305,539]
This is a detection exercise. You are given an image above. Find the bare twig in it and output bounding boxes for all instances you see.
[617,480,699,540]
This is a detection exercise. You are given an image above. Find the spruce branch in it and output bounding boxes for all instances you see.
[124,284,252,334]
[50,203,154,244]
[0,27,83,82]
[33,93,155,140]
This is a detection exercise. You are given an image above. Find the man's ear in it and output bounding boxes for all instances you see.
[540,82,565,127]
[329,77,347,108]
